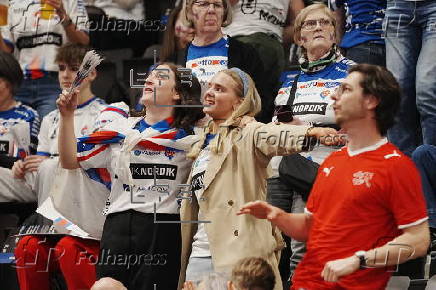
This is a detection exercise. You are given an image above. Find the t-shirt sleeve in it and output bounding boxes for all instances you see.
[92,102,129,131]
[387,157,428,229]
[77,141,111,170]
[36,116,51,156]
[65,0,89,32]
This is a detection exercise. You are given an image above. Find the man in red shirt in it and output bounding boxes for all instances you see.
[238,64,430,289]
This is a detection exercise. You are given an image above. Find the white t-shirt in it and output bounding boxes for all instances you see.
[77,117,194,215]
[37,97,112,156]
[223,0,289,42]
[190,146,212,258]
[2,0,89,75]
[0,102,40,158]
[94,0,144,20]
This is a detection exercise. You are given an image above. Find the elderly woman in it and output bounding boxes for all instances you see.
[181,0,271,122]
[267,3,354,285]
[179,67,338,290]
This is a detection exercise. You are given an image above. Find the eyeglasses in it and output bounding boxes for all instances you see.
[193,1,224,10]
[301,18,332,31]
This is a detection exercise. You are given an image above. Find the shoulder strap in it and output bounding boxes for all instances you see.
[286,73,301,106]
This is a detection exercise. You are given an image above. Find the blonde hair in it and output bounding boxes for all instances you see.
[231,257,275,290]
[183,0,232,28]
[187,69,261,158]
[293,3,337,44]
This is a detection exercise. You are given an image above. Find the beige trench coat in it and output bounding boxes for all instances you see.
[178,122,310,290]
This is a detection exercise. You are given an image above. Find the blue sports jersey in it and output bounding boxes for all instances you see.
[186,37,229,88]
[330,0,386,48]
[275,57,354,164]
[0,102,40,158]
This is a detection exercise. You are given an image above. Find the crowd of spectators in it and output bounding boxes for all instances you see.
[0,0,435,289]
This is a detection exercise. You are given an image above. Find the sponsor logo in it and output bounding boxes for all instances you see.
[130,163,178,180]
[292,102,328,115]
[0,141,9,154]
[133,150,161,157]
[164,149,176,160]
[16,32,62,49]
[323,166,334,177]
[320,90,331,99]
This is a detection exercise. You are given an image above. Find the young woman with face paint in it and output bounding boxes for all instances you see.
[57,63,205,290]
[181,0,271,123]
[268,3,354,283]
[178,67,340,290]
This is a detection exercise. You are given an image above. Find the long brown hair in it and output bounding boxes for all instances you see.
[132,62,205,134]
[159,3,184,62]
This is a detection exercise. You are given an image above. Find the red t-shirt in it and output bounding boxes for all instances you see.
[292,140,428,290]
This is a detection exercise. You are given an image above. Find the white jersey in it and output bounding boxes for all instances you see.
[223,0,289,42]
[0,102,40,158]
[1,0,88,75]
[37,98,128,157]
[93,0,144,20]
[77,117,195,215]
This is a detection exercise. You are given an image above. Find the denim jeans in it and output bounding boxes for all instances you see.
[15,74,62,118]
[345,42,386,66]
[384,0,436,156]
[412,145,436,228]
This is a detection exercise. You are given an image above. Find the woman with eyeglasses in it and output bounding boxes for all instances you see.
[57,63,205,290]
[181,0,271,123]
[267,3,354,286]
[178,67,339,290]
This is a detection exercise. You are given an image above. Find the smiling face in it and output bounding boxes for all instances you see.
[140,64,180,107]
[203,71,243,121]
[299,10,335,57]
[190,0,224,35]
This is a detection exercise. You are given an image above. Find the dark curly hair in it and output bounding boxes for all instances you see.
[349,64,401,136]
[132,62,205,133]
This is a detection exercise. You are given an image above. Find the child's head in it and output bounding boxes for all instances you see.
[55,43,96,91]
[229,257,275,290]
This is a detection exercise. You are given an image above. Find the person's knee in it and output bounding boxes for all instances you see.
[91,277,127,290]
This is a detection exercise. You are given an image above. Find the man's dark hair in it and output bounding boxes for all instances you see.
[0,50,23,96]
[349,64,401,136]
[55,43,92,66]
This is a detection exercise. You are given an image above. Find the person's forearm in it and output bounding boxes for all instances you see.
[63,17,90,45]
[365,224,430,268]
[270,212,311,241]
[58,115,80,169]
